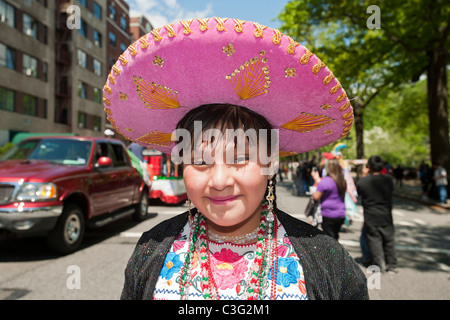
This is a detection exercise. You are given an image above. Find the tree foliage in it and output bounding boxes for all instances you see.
[278,0,449,172]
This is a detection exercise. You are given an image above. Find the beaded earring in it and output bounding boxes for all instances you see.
[187,199,194,226]
[266,177,275,222]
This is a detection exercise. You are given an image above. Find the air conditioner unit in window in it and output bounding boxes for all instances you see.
[25,68,33,76]
[26,28,32,36]
[0,15,6,23]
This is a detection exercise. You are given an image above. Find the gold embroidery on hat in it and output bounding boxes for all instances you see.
[335,90,347,103]
[312,58,326,74]
[285,67,296,78]
[119,92,128,101]
[287,37,300,54]
[281,113,335,133]
[214,17,227,31]
[323,130,333,135]
[330,82,342,94]
[104,107,112,116]
[112,65,121,76]
[137,131,173,147]
[119,55,128,66]
[323,71,335,85]
[253,22,267,38]
[151,28,163,41]
[300,48,313,64]
[341,109,353,120]
[222,43,235,56]
[108,74,115,85]
[279,151,297,157]
[125,128,133,132]
[272,29,282,45]
[103,85,112,95]
[153,55,164,67]
[233,19,246,33]
[164,24,176,37]
[226,52,270,100]
[180,19,194,34]
[139,36,149,49]
[320,103,331,110]
[197,18,209,31]
[339,101,351,112]
[103,96,111,106]
[128,43,138,56]
[133,76,180,109]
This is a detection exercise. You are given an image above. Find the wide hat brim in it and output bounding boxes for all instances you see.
[103,17,353,156]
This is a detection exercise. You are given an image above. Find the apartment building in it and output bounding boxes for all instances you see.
[130,15,153,41]
[0,0,56,144]
[0,0,136,146]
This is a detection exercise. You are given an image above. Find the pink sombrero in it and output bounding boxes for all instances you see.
[103,17,353,155]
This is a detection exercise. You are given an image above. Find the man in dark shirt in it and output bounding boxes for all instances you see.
[357,155,397,273]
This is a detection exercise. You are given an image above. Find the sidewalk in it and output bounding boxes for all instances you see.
[392,178,450,212]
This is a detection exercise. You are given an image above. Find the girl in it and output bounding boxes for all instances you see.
[103,17,368,300]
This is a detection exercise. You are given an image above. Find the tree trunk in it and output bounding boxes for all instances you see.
[427,47,450,194]
[353,99,365,160]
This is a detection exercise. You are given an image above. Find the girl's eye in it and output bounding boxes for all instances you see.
[235,155,249,164]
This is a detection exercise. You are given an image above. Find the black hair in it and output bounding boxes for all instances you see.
[367,155,385,172]
[176,103,278,209]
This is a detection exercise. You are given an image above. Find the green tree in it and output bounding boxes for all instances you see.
[278,0,449,176]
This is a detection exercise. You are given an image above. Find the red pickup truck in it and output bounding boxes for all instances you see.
[0,136,148,254]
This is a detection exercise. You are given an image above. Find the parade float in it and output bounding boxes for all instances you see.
[143,149,187,204]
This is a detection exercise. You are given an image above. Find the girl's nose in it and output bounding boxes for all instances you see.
[209,163,234,191]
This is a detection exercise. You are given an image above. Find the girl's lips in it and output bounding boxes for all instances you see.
[208,195,240,205]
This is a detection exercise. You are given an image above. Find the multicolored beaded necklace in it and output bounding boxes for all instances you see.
[178,204,278,300]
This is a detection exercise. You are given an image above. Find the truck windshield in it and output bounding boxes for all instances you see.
[0,139,92,166]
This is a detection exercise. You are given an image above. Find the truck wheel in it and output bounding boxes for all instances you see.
[132,188,149,221]
[47,204,85,254]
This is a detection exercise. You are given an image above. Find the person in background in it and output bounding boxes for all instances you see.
[433,162,448,204]
[311,159,347,240]
[357,155,397,274]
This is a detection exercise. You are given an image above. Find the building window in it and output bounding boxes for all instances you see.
[43,62,48,81]
[23,94,37,116]
[78,19,87,38]
[120,43,127,52]
[108,4,115,20]
[23,13,38,40]
[120,15,127,31]
[0,86,14,112]
[93,116,101,132]
[108,58,115,70]
[0,42,15,70]
[94,1,101,20]
[78,0,86,8]
[0,0,15,28]
[23,53,38,78]
[94,29,102,48]
[109,31,116,47]
[77,49,86,68]
[93,87,102,104]
[93,59,101,76]
[77,81,87,99]
[78,111,86,129]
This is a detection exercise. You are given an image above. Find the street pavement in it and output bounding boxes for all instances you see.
[0,177,449,300]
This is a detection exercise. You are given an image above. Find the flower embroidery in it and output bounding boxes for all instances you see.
[269,257,300,288]
[160,252,183,280]
[210,248,249,290]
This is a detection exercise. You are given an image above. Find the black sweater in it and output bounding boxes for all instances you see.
[120,209,369,300]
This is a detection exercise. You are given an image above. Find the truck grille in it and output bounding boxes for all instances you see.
[0,185,15,204]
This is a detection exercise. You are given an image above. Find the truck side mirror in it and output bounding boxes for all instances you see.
[97,156,112,168]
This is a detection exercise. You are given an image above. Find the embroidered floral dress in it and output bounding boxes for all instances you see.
[153,219,308,300]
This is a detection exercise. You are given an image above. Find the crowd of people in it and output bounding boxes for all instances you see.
[281,153,448,275]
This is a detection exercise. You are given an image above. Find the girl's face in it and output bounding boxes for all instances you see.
[183,141,269,229]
